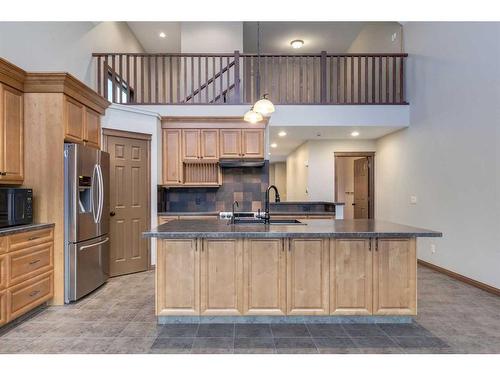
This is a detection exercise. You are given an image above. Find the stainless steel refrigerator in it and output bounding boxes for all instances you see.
[64,143,110,303]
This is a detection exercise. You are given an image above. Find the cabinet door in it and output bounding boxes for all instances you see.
[182,129,200,160]
[287,238,329,315]
[63,96,85,143]
[0,83,24,183]
[156,239,200,315]
[219,129,241,158]
[84,107,100,148]
[373,238,416,315]
[330,239,372,315]
[0,290,7,326]
[201,239,243,315]
[162,129,182,185]
[200,129,219,160]
[242,129,264,158]
[243,239,286,315]
[0,255,6,290]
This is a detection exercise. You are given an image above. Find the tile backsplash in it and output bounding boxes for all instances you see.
[158,161,269,212]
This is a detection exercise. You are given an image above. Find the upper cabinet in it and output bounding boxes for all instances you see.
[220,129,264,159]
[219,129,241,158]
[0,83,24,184]
[200,129,219,160]
[163,129,182,185]
[63,95,102,148]
[84,107,101,148]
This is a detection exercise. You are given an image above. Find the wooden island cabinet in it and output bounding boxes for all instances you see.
[155,234,421,318]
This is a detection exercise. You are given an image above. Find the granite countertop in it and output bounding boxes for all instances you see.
[158,211,336,217]
[144,219,442,239]
[271,201,345,206]
[0,223,55,237]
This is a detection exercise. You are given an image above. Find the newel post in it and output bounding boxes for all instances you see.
[320,51,327,104]
[234,50,241,104]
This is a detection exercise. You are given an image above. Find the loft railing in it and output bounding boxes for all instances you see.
[92,51,408,105]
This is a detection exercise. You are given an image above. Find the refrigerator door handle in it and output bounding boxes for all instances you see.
[79,236,109,251]
[97,164,104,224]
[91,164,99,224]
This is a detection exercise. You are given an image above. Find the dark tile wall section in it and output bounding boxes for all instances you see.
[159,161,269,212]
[269,202,336,213]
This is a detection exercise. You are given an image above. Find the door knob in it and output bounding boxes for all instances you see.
[110,211,116,217]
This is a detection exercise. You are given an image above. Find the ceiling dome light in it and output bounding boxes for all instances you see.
[270,143,278,148]
[351,131,360,137]
[278,131,287,137]
[244,108,264,124]
[253,94,275,116]
[290,39,304,49]
[159,32,166,38]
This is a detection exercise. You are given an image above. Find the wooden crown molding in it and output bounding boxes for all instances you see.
[0,57,27,91]
[161,116,268,129]
[24,72,110,115]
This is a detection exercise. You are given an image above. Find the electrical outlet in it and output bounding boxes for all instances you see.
[430,243,436,254]
[410,195,418,205]
[391,32,397,42]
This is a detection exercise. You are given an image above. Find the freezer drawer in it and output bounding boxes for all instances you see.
[66,235,109,302]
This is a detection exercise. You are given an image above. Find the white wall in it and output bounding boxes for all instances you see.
[0,22,144,87]
[286,142,309,201]
[270,162,287,201]
[348,22,402,53]
[180,22,243,53]
[101,105,161,265]
[376,22,500,288]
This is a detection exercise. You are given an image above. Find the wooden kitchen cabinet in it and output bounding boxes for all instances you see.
[0,290,6,326]
[287,238,329,315]
[182,129,200,160]
[200,129,219,160]
[0,255,6,290]
[200,239,243,315]
[0,83,24,184]
[243,238,286,315]
[373,238,417,315]
[219,129,241,158]
[182,129,219,161]
[156,239,199,315]
[84,107,101,148]
[63,95,102,148]
[330,239,372,315]
[162,129,182,185]
[220,129,264,159]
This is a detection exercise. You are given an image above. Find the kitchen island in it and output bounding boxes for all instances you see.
[144,219,441,324]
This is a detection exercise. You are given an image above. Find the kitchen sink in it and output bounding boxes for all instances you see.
[229,218,305,225]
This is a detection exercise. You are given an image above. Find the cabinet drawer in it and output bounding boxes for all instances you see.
[8,228,53,252]
[8,271,53,321]
[0,237,7,254]
[0,255,6,290]
[8,243,53,287]
[0,290,7,326]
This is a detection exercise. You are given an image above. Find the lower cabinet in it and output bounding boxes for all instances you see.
[286,238,330,315]
[373,238,416,315]
[200,239,243,315]
[0,290,6,325]
[8,271,53,321]
[243,238,286,315]
[330,239,372,315]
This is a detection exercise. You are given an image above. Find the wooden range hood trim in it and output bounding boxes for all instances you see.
[24,72,110,115]
[0,57,27,92]
[161,116,268,129]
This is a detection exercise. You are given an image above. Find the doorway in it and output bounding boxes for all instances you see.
[334,152,375,219]
[103,129,151,277]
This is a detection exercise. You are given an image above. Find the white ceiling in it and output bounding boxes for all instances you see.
[127,22,181,53]
[268,126,405,162]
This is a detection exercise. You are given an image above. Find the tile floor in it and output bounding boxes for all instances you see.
[0,266,499,354]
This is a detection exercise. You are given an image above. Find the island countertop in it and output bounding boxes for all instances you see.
[143,219,442,239]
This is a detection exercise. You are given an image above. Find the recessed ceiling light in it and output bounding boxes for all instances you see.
[270,143,278,148]
[278,131,287,137]
[290,39,304,49]
[159,32,166,38]
[351,131,360,137]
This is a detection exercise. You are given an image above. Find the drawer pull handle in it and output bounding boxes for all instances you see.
[29,290,41,297]
[28,236,41,241]
[29,259,41,265]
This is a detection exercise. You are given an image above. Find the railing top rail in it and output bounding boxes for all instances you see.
[92,52,408,58]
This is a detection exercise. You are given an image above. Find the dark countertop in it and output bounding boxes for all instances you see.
[271,201,345,206]
[0,223,55,237]
[144,219,442,239]
[157,211,336,217]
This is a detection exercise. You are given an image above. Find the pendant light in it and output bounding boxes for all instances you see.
[244,22,275,123]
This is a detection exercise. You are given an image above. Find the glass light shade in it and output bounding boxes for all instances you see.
[244,109,264,123]
[253,97,275,116]
[290,39,304,49]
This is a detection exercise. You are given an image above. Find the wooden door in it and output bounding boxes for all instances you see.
[63,96,85,143]
[106,134,150,277]
[162,129,182,185]
[182,129,200,160]
[200,129,219,160]
[373,238,417,315]
[242,129,264,158]
[84,107,100,148]
[330,239,372,315]
[219,129,241,158]
[243,239,286,315]
[287,238,329,315]
[156,239,199,315]
[353,157,369,219]
[201,239,243,315]
[0,83,23,183]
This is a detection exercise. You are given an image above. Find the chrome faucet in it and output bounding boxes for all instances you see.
[264,185,280,224]
[231,200,239,224]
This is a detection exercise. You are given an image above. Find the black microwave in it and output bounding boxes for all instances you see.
[0,188,33,228]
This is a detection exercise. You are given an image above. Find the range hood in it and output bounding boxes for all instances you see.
[219,159,265,168]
